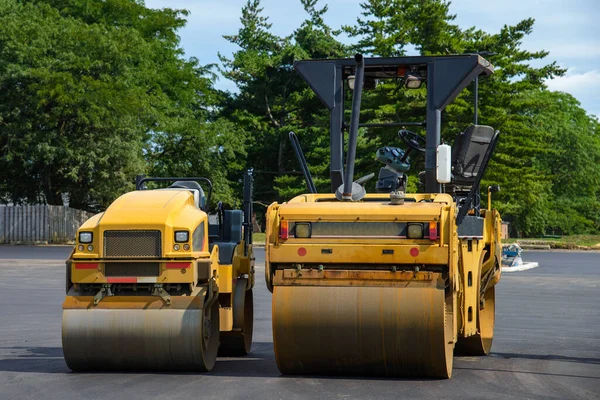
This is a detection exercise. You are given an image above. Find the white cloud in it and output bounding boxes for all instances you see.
[540,43,600,59]
[546,69,600,92]
[546,69,600,117]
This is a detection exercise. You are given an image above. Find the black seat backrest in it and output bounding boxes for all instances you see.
[169,181,206,210]
[222,210,243,243]
[452,125,496,186]
[209,210,243,265]
[208,223,220,242]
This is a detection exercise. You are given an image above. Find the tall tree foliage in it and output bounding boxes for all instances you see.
[343,0,464,56]
[0,0,238,210]
[339,0,597,235]
[0,0,597,236]
[219,0,347,207]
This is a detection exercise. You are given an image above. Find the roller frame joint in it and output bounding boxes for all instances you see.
[93,284,114,305]
[152,284,172,305]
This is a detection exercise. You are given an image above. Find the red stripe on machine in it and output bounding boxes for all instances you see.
[166,262,191,269]
[75,263,98,270]
[107,277,137,283]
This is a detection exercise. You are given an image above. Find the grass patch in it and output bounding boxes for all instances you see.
[506,235,600,249]
[252,232,266,244]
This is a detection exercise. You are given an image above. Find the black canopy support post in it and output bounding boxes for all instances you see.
[474,76,479,125]
[243,169,254,255]
[425,61,442,193]
[471,76,481,203]
[289,132,317,193]
[330,64,344,191]
[342,54,365,201]
[294,61,344,192]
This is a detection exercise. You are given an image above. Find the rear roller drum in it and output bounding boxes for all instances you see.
[273,285,453,378]
[62,291,220,371]
[219,279,254,356]
[455,285,495,355]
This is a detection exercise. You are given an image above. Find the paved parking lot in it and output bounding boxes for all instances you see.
[0,246,598,399]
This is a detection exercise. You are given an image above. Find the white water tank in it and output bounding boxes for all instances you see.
[436,144,451,183]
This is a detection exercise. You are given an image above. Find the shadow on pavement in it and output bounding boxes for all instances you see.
[491,352,600,365]
[0,346,69,373]
[8,344,593,382]
[454,366,600,380]
[0,343,442,381]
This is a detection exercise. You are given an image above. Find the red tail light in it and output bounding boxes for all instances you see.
[429,222,438,241]
[279,220,289,240]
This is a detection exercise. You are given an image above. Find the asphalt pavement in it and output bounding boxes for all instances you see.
[0,246,598,399]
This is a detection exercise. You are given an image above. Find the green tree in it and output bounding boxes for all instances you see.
[343,0,464,56]
[341,0,599,235]
[525,91,600,234]
[0,0,238,210]
[219,0,347,207]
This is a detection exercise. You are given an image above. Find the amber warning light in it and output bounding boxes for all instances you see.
[279,220,289,240]
[429,222,438,240]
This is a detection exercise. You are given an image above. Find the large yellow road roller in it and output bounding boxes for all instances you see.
[62,170,255,371]
[265,54,502,378]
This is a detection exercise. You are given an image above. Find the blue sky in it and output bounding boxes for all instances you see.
[146,0,600,118]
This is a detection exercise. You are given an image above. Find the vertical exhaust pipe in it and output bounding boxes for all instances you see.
[342,54,365,201]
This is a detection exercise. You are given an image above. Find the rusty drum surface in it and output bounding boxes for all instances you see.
[272,285,453,378]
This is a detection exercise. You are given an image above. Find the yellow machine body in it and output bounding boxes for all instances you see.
[63,186,254,371]
[265,193,502,378]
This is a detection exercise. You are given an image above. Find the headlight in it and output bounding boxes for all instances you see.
[407,223,424,239]
[174,231,189,243]
[294,223,312,238]
[79,232,93,243]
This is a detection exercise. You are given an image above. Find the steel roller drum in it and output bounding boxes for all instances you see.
[455,285,495,356]
[62,299,219,371]
[273,285,453,378]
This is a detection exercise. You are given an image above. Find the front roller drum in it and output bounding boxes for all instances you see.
[455,285,495,355]
[62,298,220,371]
[219,278,254,356]
[273,285,453,378]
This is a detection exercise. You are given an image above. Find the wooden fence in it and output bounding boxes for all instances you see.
[0,205,94,244]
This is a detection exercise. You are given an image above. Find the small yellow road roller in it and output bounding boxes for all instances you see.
[62,170,255,371]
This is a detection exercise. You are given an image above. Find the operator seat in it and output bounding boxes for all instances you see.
[451,125,496,188]
[169,181,206,210]
[417,125,497,194]
[209,210,243,265]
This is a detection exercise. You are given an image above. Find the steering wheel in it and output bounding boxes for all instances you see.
[398,130,426,153]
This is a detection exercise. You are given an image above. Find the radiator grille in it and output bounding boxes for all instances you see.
[104,262,160,277]
[104,230,161,258]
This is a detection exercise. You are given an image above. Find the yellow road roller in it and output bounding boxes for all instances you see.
[265,54,502,378]
[62,170,255,371]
